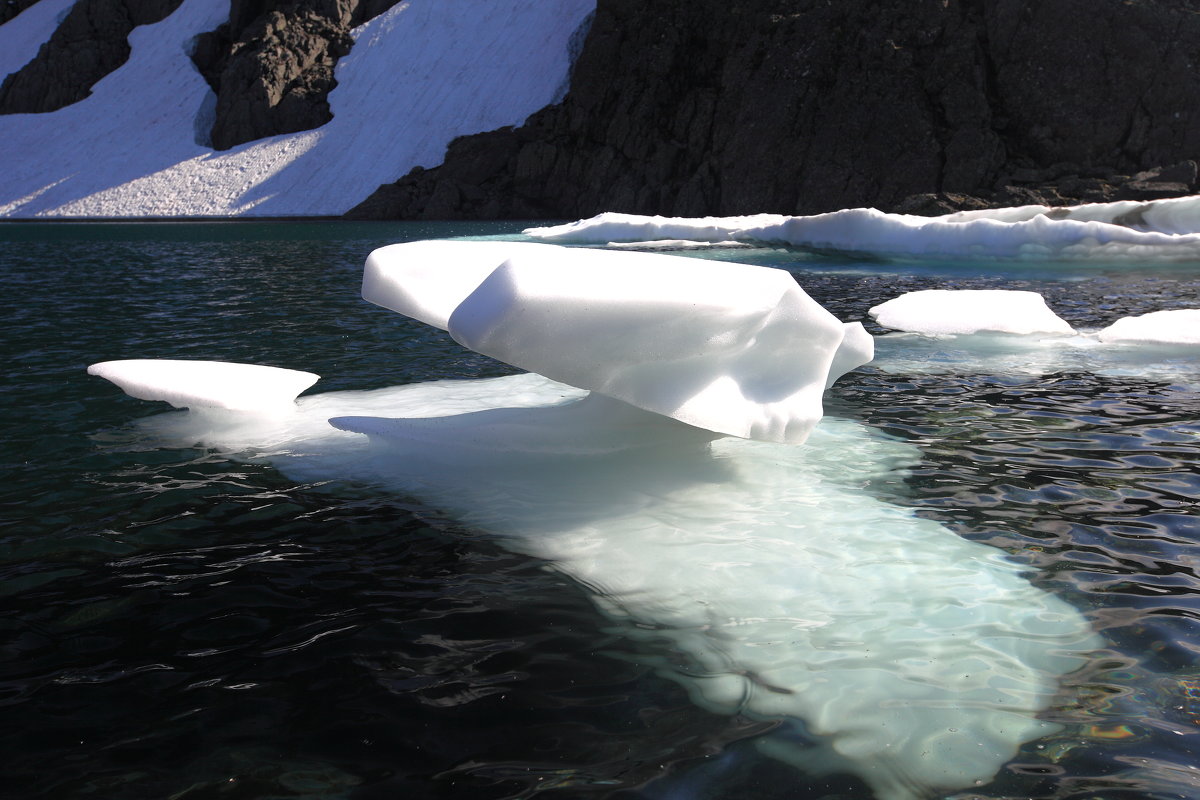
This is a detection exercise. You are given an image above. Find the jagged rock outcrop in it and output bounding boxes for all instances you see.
[347,0,1200,220]
[0,0,182,114]
[191,0,397,150]
[896,161,1200,215]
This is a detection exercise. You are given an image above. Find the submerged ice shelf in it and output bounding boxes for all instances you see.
[87,241,1100,800]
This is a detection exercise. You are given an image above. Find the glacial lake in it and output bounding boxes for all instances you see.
[3,220,1200,800]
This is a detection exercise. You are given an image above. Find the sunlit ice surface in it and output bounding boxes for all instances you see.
[88,240,1103,800]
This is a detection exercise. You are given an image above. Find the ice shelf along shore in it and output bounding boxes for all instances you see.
[88,241,1101,800]
[0,0,594,216]
[526,196,1200,263]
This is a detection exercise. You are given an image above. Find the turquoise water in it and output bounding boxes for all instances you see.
[3,221,1200,799]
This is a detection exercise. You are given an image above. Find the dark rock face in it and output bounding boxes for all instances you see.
[1,0,44,26]
[192,0,398,150]
[0,0,183,114]
[348,0,1200,220]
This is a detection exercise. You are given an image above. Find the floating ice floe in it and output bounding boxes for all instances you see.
[87,360,319,412]
[88,241,1099,800]
[861,290,1200,379]
[364,240,872,443]
[1097,308,1200,346]
[526,196,1200,263]
[868,289,1075,336]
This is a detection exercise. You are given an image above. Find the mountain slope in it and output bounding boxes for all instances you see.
[0,0,594,217]
[353,0,1200,219]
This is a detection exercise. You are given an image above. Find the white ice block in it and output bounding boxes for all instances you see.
[868,289,1075,336]
[87,359,319,411]
[362,240,869,443]
[1097,308,1200,345]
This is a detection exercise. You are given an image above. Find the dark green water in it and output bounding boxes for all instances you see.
[3,221,1200,800]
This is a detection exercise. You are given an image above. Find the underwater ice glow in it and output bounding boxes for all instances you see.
[88,242,1100,800]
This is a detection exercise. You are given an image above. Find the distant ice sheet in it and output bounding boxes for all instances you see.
[0,0,594,216]
[526,198,1200,263]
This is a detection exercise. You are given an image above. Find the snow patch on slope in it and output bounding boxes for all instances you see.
[0,0,77,79]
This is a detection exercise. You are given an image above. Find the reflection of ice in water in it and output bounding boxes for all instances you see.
[129,373,1098,800]
[872,331,1200,383]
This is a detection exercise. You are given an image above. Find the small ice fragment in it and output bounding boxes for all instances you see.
[1097,309,1200,345]
[869,289,1075,336]
[87,359,319,411]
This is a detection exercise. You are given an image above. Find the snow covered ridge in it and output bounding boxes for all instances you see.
[0,0,595,217]
[526,196,1200,262]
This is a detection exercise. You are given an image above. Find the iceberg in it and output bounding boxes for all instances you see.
[868,289,1075,336]
[526,197,1200,263]
[363,241,872,443]
[87,241,1098,800]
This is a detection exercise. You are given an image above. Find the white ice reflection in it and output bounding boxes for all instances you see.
[107,373,1098,800]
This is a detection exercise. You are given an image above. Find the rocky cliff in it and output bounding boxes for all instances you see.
[1,0,43,25]
[348,0,1200,219]
[190,0,396,149]
[3,0,1198,218]
[0,0,398,149]
[0,0,183,113]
